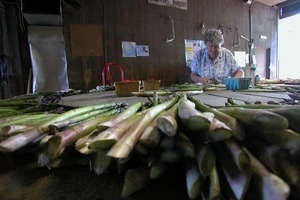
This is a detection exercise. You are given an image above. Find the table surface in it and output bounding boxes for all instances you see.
[59,88,292,108]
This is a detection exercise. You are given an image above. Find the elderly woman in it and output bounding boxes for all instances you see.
[190,28,244,84]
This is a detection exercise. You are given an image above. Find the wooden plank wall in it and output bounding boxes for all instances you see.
[62,0,278,90]
[1,0,278,94]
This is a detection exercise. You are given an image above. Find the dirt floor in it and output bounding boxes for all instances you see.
[0,152,190,200]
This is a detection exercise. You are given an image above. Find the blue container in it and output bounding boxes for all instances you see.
[225,78,252,90]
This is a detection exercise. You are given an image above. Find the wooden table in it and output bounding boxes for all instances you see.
[0,88,294,200]
[59,89,291,108]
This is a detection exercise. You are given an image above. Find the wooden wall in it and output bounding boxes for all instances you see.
[1,0,279,94]
[62,0,278,90]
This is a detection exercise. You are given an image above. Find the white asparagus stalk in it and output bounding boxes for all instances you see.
[185,160,205,199]
[121,166,150,198]
[160,150,181,163]
[225,138,251,172]
[178,93,211,133]
[87,114,141,151]
[156,102,179,137]
[0,124,35,136]
[91,149,113,175]
[134,142,149,156]
[139,103,179,147]
[196,144,216,177]
[214,142,251,199]
[149,160,167,179]
[243,147,290,200]
[175,132,195,158]
[247,127,300,156]
[209,165,222,199]
[37,114,114,167]
[139,124,162,148]
[203,112,233,142]
[160,135,176,152]
[74,129,101,155]
[189,97,245,140]
[77,102,145,154]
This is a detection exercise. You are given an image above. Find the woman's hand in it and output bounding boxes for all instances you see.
[190,73,211,85]
[233,69,244,78]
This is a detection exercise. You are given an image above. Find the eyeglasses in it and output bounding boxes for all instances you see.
[206,42,221,51]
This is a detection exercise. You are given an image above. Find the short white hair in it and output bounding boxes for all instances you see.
[204,29,224,45]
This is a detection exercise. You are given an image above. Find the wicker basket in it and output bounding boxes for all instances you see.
[143,80,161,91]
[114,81,140,97]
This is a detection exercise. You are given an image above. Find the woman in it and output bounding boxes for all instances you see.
[190,29,244,85]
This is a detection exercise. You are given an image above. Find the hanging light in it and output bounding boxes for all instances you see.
[243,0,253,5]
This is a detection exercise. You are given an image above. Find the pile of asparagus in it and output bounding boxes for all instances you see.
[0,92,300,200]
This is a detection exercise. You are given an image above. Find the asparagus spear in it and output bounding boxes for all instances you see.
[134,142,149,156]
[160,135,176,152]
[272,149,300,188]
[176,132,196,158]
[139,122,162,148]
[246,126,300,156]
[107,96,179,159]
[178,94,211,134]
[49,107,113,133]
[87,114,141,152]
[266,105,300,133]
[138,104,178,148]
[185,160,206,199]
[97,101,145,131]
[196,144,216,177]
[0,125,35,137]
[218,107,289,132]
[243,136,279,173]
[149,160,167,179]
[37,112,116,167]
[77,102,145,154]
[0,102,123,152]
[0,113,57,128]
[214,142,251,200]
[91,149,113,175]
[224,138,251,172]
[243,147,290,200]
[121,166,150,198]
[204,114,233,143]
[208,165,222,200]
[156,102,179,137]
[189,97,245,140]
[160,150,181,163]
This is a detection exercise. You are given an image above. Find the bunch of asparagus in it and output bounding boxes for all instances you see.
[1,92,300,200]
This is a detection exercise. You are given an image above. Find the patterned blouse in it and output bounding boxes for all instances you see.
[189,47,241,83]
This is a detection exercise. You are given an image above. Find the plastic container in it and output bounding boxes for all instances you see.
[143,80,161,91]
[114,81,140,97]
[225,78,252,90]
